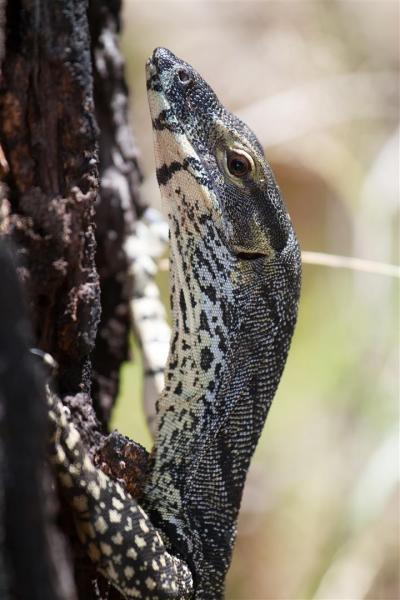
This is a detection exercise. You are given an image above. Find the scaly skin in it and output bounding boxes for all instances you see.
[47,390,193,599]
[48,48,301,600]
[143,48,301,598]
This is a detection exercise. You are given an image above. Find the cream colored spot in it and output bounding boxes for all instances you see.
[95,516,108,534]
[112,497,124,511]
[134,535,146,549]
[127,547,138,560]
[107,562,118,581]
[72,495,88,512]
[159,555,166,568]
[124,516,132,532]
[109,509,121,524]
[145,577,156,591]
[83,454,95,473]
[56,447,66,464]
[124,587,141,598]
[152,559,159,571]
[88,543,100,563]
[87,480,101,500]
[139,519,149,534]
[65,427,80,451]
[115,482,125,498]
[98,470,108,489]
[111,532,123,545]
[100,542,112,556]
[124,566,135,579]
[68,463,79,476]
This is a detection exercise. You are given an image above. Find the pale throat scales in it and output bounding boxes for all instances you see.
[145,83,240,508]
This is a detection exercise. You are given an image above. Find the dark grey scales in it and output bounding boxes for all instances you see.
[47,48,301,599]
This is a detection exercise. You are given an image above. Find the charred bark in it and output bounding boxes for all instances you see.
[0,0,101,397]
[0,1,148,598]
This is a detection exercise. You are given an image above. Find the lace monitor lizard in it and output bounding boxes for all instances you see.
[47,48,301,599]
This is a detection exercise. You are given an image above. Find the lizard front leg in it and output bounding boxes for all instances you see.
[47,390,193,600]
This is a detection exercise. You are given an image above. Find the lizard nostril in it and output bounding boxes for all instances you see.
[176,68,192,87]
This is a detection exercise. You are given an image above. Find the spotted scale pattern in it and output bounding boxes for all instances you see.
[47,390,193,599]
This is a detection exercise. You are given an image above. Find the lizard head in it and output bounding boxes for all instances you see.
[146,46,297,267]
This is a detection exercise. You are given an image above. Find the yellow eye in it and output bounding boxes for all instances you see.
[226,149,253,178]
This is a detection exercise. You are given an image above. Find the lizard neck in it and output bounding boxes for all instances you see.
[144,228,300,596]
[161,218,237,417]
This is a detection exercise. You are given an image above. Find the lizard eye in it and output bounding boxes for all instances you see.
[226,150,253,178]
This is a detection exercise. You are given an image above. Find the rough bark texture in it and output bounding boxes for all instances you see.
[0,1,148,598]
[0,0,101,397]
[0,240,76,600]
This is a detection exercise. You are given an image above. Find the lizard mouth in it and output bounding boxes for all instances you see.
[145,57,161,91]
[146,49,195,145]
[236,251,267,261]
[145,47,173,91]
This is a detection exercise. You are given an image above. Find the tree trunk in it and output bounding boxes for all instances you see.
[0,1,147,597]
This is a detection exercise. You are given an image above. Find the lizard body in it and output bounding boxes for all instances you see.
[48,48,301,599]
[144,48,301,597]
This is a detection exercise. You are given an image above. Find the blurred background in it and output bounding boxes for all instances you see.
[111,2,399,599]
